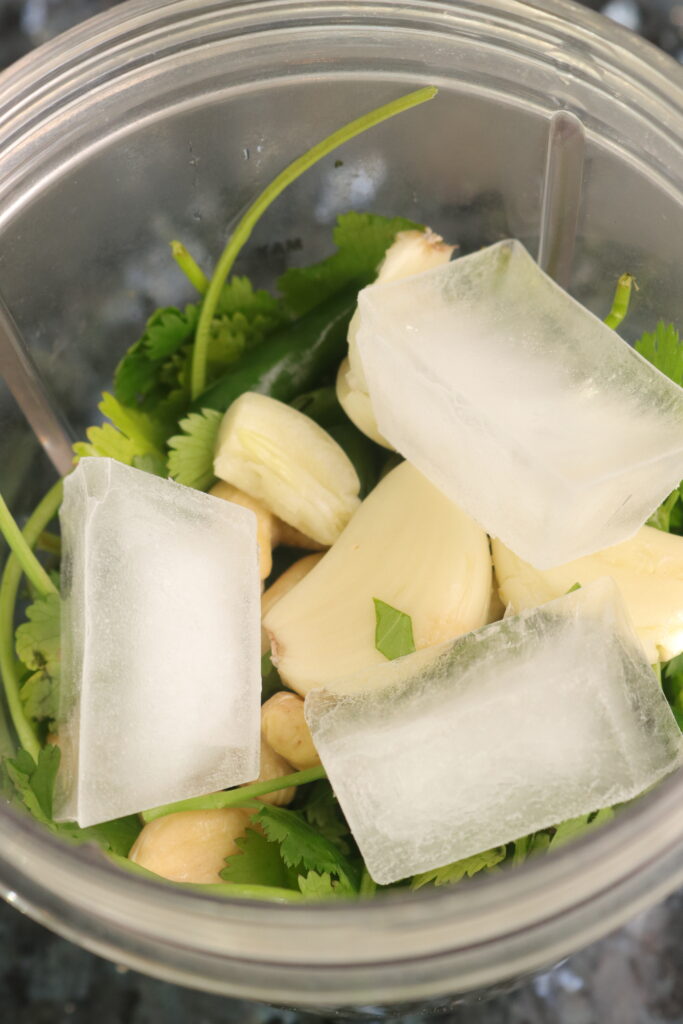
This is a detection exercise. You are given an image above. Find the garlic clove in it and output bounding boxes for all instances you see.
[492,525,683,663]
[214,392,361,547]
[264,461,492,696]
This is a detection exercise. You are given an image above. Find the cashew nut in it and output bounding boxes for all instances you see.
[128,807,252,884]
[245,737,297,806]
[261,691,321,771]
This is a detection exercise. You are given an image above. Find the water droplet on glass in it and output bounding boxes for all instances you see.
[242,148,250,161]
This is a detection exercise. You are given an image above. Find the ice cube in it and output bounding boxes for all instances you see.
[305,579,682,885]
[56,457,261,827]
[355,240,683,568]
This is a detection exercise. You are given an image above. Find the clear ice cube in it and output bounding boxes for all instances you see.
[305,579,682,885]
[56,457,261,827]
[355,240,683,568]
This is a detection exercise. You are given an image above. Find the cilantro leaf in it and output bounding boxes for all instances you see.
[373,598,416,660]
[411,846,506,889]
[255,804,358,889]
[297,870,355,900]
[166,409,222,490]
[509,831,551,865]
[114,305,199,406]
[15,592,60,725]
[220,827,295,888]
[216,276,285,323]
[2,746,141,856]
[647,486,682,533]
[278,212,422,316]
[549,808,614,850]
[115,282,284,422]
[635,321,683,386]
[300,780,351,854]
[634,322,683,533]
[73,392,168,472]
[663,654,683,730]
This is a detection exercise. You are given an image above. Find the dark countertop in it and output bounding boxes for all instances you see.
[1,1,683,1021]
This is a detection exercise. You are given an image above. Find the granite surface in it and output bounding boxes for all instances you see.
[2,1,683,1021]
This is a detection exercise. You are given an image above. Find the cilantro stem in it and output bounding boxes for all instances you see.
[0,480,63,760]
[109,853,307,901]
[170,241,209,295]
[190,85,438,399]
[604,273,636,330]
[36,531,62,557]
[0,493,58,599]
[142,764,328,823]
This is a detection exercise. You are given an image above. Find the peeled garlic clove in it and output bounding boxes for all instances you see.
[336,358,393,449]
[214,392,361,546]
[261,553,324,654]
[340,229,455,443]
[264,461,492,696]
[492,525,683,663]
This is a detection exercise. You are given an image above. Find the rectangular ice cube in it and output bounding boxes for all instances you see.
[355,240,683,568]
[56,457,261,827]
[305,579,682,885]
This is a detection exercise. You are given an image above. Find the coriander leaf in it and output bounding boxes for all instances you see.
[300,780,351,854]
[15,593,60,725]
[297,870,355,900]
[635,321,683,386]
[115,284,284,417]
[634,322,683,534]
[73,392,168,469]
[411,846,506,890]
[255,804,358,889]
[278,212,422,316]
[373,598,416,660]
[27,743,60,818]
[217,276,285,322]
[647,487,682,533]
[145,307,199,361]
[663,654,683,731]
[114,305,199,405]
[510,831,551,865]
[2,746,141,856]
[549,808,614,850]
[221,827,295,888]
[81,816,142,857]
[167,408,222,490]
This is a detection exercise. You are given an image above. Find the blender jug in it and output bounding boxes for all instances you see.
[1,0,683,1011]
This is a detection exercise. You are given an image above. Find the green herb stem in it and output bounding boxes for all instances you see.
[0,494,58,599]
[190,85,438,399]
[604,273,636,330]
[108,853,307,902]
[0,480,63,760]
[142,764,328,823]
[36,531,62,557]
[170,241,209,295]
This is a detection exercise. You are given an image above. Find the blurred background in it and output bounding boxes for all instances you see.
[1,1,683,1023]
